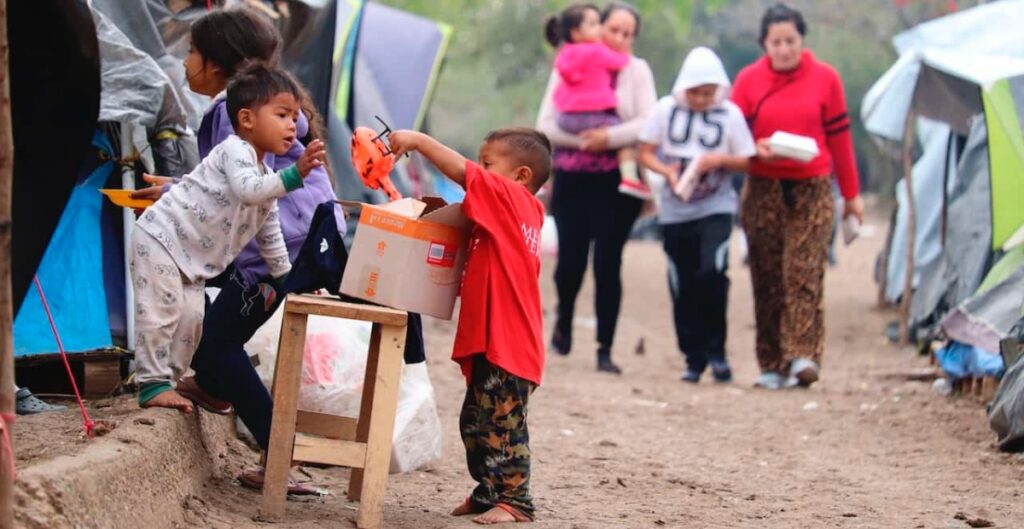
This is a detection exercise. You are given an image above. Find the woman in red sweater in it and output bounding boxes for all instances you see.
[730,3,864,390]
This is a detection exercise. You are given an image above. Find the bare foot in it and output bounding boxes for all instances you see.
[142,390,194,413]
[472,507,526,525]
[451,498,475,516]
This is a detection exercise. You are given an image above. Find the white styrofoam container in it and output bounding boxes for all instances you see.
[768,131,819,162]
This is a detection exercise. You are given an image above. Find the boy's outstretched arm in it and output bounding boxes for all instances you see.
[389,130,467,188]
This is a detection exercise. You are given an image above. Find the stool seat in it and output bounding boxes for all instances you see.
[259,294,408,529]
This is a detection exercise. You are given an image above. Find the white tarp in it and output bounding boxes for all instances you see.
[862,0,1024,141]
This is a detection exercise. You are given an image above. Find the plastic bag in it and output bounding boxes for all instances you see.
[247,302,443,473]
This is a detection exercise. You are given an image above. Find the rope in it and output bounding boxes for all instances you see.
[33,276,95,438]
[0,412,14,480]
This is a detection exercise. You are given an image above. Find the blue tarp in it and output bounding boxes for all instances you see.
[935,341,1005,380]
[13,132,115,356]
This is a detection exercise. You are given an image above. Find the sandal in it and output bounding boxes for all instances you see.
[237,465,324,496]
[176,376,233,415]
[15,387,66,415]
[491,503,534,523]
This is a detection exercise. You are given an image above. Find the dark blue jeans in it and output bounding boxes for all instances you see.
[192,269,282,450]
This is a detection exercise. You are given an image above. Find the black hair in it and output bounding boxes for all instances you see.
[484,127,552,192]
[225,62,303,130]
[544,3,600,47]
[191,7,281,78]
[759,2,807,46]
[601,1,641,38]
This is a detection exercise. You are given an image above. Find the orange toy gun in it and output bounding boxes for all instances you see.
[351,116,402,201]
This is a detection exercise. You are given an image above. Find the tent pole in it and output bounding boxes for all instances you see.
[899,113,917,346]
[120,123,136,352]
[0,0,15,525]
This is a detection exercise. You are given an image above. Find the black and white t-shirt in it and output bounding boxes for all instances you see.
[640,97,755,224]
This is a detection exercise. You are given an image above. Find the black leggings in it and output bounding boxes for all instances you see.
[550,169,642,351]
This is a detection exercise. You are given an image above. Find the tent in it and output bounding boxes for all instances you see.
[12,0,450,358]
[13,2,189,357]
[863,0,1024,345]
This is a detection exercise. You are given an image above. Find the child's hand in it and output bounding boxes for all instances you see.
[131,173,172,202]
[297,139,326,177]
[755,138,777,161]
[387,130,421,158]
[663,162,682,188]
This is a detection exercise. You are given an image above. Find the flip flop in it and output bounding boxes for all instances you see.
[237,466,324,496]
[473,503,532,524]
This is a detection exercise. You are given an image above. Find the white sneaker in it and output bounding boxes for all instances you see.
[754,372,784,390]
[784,358,820,388]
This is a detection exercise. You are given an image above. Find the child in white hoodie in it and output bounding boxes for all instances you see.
[638,47,756,384]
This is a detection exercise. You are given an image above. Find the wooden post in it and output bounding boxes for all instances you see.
[0,0,15,526]
[899,114,917,346]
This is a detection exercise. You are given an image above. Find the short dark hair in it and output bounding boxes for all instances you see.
[601,2,642,38]
[225,62,303,130]
[191,8,281,78]
[759,3,806,46]
[484,128,552,192]
[544,3,600,46]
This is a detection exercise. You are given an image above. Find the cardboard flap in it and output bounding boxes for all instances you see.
[421,202,472,229]
[379,198,427,218]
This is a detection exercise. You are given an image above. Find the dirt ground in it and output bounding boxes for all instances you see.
[15,209,1024,529]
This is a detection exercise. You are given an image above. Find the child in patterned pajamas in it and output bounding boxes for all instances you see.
[388,127,550,524]
[132,63,325,412]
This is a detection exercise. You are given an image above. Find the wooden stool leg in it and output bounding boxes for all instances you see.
[348,323,382,502]
[355,323,406,529]
[259,310,308,521]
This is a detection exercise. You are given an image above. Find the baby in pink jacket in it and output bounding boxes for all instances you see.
[544,3,647,199]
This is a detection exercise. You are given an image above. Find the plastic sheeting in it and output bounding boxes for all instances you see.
[942,259,1024,354]
[862,0,1024,141]
[944,117,995,305]
[934,341,1004,380]
[92,0,209,131]
[91,8,189,132]
[13,132,116,356]
[883,117,957,303]
[989,353,1024,451]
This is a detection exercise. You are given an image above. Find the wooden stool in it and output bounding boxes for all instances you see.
[259,294,408,529]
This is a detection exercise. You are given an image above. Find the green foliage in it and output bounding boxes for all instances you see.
[378,0,960,191]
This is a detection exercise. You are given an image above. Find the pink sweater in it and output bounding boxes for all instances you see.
[553,42,630,113]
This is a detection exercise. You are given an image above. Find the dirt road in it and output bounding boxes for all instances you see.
[16,215,1024,529]
[179,217,1023,529]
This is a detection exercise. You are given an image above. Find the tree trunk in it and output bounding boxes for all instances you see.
[0,0,14,526]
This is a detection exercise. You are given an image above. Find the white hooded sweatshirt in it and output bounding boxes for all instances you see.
[639,46,756,225]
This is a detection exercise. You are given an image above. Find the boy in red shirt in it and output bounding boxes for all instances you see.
[389,127,549,525]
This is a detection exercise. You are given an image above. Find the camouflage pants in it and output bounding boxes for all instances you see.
[741,176,834,374]
[459,355,536,519]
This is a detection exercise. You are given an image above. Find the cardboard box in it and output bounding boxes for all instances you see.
[340,197,472,319]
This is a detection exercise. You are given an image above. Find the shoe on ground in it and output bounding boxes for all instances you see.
[681,369,702,383]
[754,372,784,390]
[549,327,571,356]
[177,375,234,415]
[597,347,622,375]
[618,179,653,201]
[784,358,820,388]
[710,361,733,383]
[15,387,66,415]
